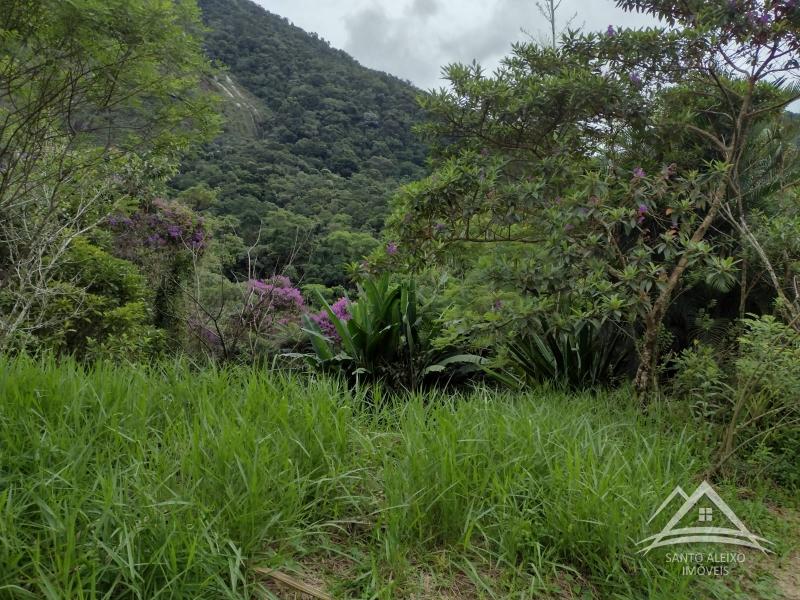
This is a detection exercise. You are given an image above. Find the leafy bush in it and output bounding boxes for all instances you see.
[736,315,800,404]
[725,316,800,488]
[671,315,800,489]
[19,238,164,360]
[670,343,732,417]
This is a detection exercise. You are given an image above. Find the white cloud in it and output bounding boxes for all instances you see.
[253,0,659,88]
[411,0,440,19]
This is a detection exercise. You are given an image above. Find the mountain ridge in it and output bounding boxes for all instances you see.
[173,0,428,286]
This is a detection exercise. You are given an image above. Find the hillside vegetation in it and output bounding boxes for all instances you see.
[172,0,428,286]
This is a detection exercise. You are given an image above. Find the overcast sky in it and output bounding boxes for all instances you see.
[253,0,658,89]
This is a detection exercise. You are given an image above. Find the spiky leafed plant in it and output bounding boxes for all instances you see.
[504,321,631,390]
[299,275,484,391]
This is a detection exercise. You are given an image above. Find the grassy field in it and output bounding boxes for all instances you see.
[0,355,795,599]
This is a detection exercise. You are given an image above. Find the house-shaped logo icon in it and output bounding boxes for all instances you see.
[636,480,772,554]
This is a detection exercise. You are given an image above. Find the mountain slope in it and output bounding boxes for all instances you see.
[173,0,428,287]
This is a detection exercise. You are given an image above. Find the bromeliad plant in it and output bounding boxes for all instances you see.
[300,275,483,390]
[503,320,632,390]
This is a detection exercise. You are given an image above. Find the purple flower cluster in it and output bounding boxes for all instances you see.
[106,199,208,257]
[311,297,351,341]
[247,276,305,312]
[633,167,646,179]
[106,215,133,227]
[637,203,649,224]
[242,275,306,334]
[386,242,399,256]
[190,276,310,353]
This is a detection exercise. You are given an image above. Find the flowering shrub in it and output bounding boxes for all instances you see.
[671,317,800,489]
[310,297,351,341]
[32,237,165,360]
[244,275,305,332]
[107,198,207,258]
[187,274,308,361]
[105,199,209,340]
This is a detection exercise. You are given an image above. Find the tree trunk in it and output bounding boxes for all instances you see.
[633,311,660,400]
[633,181,728,401]
[736,212,800,329]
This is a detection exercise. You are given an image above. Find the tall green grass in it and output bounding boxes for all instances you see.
[0,355,771,598]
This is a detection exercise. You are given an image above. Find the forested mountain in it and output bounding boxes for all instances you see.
[172,0,428,286]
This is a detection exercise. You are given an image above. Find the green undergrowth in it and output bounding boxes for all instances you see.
[0,355,791,599]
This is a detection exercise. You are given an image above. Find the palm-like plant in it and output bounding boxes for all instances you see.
[299,275,483,390]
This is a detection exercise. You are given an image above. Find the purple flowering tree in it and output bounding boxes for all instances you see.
[107,199,209,337]
[108,198,208,260]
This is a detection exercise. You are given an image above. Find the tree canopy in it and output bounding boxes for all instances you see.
[0,0,219,349]
[390,0,800,395]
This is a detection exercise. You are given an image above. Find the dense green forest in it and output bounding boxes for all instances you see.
[172,0,428,287]
[1,0,799,597]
